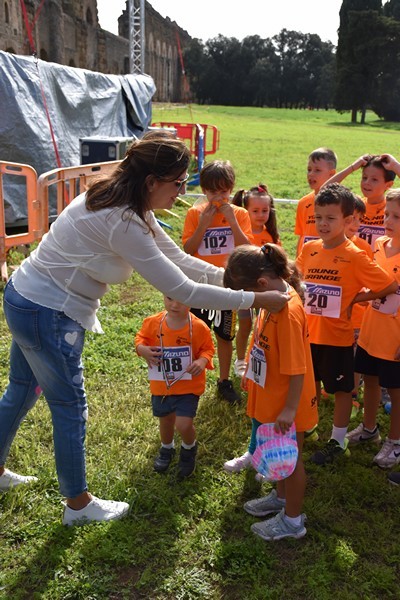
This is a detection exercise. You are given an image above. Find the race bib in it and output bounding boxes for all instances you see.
[358,225,385,250]
[304,283,342,318]
[372,286,400,315]
[199,226,234,257]
[148,346,192,383]
[247,344,267,387]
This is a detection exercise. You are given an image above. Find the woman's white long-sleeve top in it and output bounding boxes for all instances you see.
[13,193,254,332]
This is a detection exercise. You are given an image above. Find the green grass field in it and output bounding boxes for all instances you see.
[1,106,400,599]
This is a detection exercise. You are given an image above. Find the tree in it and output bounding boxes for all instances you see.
[335,0,382,122]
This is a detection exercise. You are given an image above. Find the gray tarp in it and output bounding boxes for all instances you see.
[0,51,156,223]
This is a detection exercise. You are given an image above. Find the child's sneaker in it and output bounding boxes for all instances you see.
[388,471,400,486]
[304,425,319,443]
[346,423,381,445]
[224,451,252,473]
[244,489,285,517]
[250,508,307,541]
[177,444,197,478]
[384,402,392,415]
[234,359,247,378]
[217,379,241,404]
[373,439,400,469]
[310,438,350,466]
[0,469,38,492]
[62,496,130,526]
[350,398,361,420]
[154,447,176,473]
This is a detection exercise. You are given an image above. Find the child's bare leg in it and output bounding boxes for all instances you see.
[315,380,321,404]
[235,317,252,360]
[278,434,305,517]
[175,416,196,446]
[333,391,352,428]
[217,335,233,381]
[363,375,381,430]
[159,413,176,445]
[388,388,400,440]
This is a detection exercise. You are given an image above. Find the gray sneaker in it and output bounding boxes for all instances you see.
[346,423,381,445]
[251,508,307,541]
[243,489,285,517]
[373,439,400,469]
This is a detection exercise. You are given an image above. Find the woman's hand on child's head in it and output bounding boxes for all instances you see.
[253,290,290,313]
[274,407,296,434]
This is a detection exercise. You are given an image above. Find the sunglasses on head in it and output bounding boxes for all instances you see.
[174,174,189,193]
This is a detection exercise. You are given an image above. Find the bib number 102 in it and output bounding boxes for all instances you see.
[204,236,227,249]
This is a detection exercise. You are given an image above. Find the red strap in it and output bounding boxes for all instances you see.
[36,61,63,169]
[20,0,47,53]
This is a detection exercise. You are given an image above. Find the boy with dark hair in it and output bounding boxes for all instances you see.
[297,183,397,465]
[295,147,337,256]
[182,160,253,404]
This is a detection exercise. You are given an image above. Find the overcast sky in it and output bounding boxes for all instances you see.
[97,0,342,45]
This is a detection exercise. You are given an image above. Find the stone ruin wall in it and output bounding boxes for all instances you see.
[0,0,192,102]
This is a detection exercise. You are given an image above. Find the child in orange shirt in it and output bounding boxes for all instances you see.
[295,147,337,256]
[296,183,397,466]
[135,296,215,478]
[182,160,253,404]
[231,184,280,379]
[324,154,396,251]
[224,243,317,541]
[347,184,400,478]
[345,195,374,412]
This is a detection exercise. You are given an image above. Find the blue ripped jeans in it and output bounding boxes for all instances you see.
[0,279,88,498]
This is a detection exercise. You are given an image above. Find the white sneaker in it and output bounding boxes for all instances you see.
[62,495,130,526]
[0,469,38,492]
[373,439,400,469]
[224,451,252,473]
[234,359,247,377]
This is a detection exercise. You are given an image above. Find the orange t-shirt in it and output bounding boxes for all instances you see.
[135,311,215,396]
[294,191,320,252]
[349,235,374,330]
[245,288,317,432]
[252,227,280,248]
[182,204,253,267]
[296,238,395,347]
[358,236,400,361]
[358,198,386,251]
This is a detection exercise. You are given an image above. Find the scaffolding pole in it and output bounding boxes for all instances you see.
[129,0,145,74]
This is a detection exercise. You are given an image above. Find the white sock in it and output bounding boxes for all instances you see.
[284,513,302,527]
[331,426,348,447]
[161,441,175,449]
[181,440,196,450]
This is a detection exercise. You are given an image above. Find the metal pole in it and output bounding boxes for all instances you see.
[129,0,145,74]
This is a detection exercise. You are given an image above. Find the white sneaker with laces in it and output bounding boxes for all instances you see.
[224,451,252,473]
[234,359,247,378]
[0,469,38,492]
[62,495,130,526]
[373,439,400,469]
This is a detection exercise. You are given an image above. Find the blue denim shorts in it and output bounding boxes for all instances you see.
[151,393,199,418]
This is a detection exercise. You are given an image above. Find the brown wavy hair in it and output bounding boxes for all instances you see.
[85,135,191,230]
